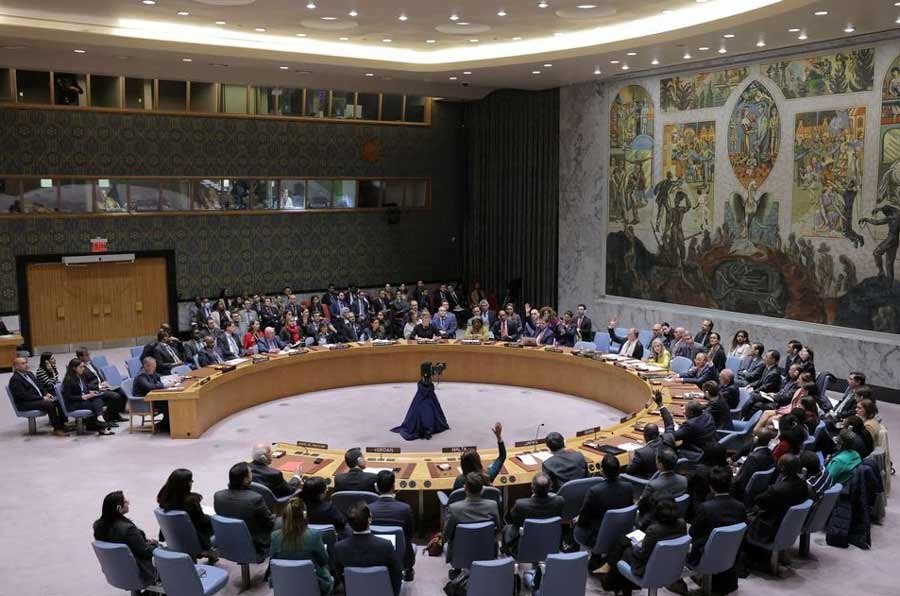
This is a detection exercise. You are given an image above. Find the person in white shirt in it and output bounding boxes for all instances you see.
[608,320,645,358]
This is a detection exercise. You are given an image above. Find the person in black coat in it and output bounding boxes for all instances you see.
[732,428,777,503]
[491,310,521,342]
[718,369,740,409]
[157,468,216,557]
[673,400,718,457]
[131,357,170,432]
[503,472,566,556]
[369,471,417,581]
[60,357,114,434]
[150,330,184,375]
[607,321,645,358]
[542,432,589,492]
[575,455,635,552]
[626,394,676,478]
[703,381,734,431]
[93,491,158,585]
[302,476,349,538]
[213,462,275,557]
[410,311,441,340]
[748,350,783,393]
[333,448,378,493]
[689,466,747,593]
[8,356,67,435]
[746,454,812,550]
[333,503,402,596]
[198,336,225,367]
[671,352,717,387]
[76,347,127,422]
[250,443,302,498]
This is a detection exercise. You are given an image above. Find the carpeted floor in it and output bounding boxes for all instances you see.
[0,345,896,596]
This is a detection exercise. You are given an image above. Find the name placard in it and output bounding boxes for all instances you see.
[619,412,637,424]
[441,446,477,454]
[576,426,605,437]
[296,440,329,450]
[514,438,544,448]
[366,446,401,454]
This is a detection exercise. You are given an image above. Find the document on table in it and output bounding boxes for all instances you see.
[517,454,538,466]
[225,358,250,365]
[618,442,645,452]
[532,451,553,462]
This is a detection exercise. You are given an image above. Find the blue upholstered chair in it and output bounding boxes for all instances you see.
[153,548,228,596]
[468,557,515,596]
[449,521,496,570]
[742,467,776,506]
[130,346,144,358]
[621,473,651,500]
[573,341,596,351]
[248,481,300,512]
[54,382,94,435]
[725,356,742,372]
[331,490,379,517]
[799,483,842,557]
[91,355,109,369]
[344,566,393,596]
[594,334,610,353]
[126,357,143,379]
[674,493,690,519]
[270,559,320,596]
[746,499,813,575]
[686,523,747,596]
[534,551,589,596]
[717,410,762,452]
[516,516,562,565]
[638,330,653,349]
[437,486,503,525]
[101,365,125,386]
[92,540,153,594]
[669,356,693,375]
[370,525,406,570]
[209,515,267,589]
[120,377,155,433]
[558,477,605,522]
[6,385,47,435]
[588,504,638,557]
[308,524,338,572]
[155,508,204,560]
[171,364,192,376]
[616,534,691,596]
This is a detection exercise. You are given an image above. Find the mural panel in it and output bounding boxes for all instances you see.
[660,67,748,112]
[791,108,866,242]
[727,81,780,191]
[661,122,716,243]
[609,85,654,228]
[764,48,875,98]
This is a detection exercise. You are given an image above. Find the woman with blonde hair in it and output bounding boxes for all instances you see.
[270,497,334,595]
[647,338,671,370]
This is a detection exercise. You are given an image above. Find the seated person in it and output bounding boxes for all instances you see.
[673,400,718,459]
[131,357,171,432]
[637,448,686,529]
[491,309,520,342]
[843,415,875,459]
[183,330,206,367]
[278,313,302,346]
[535,319,557,345]
[747,350,783,394]
[93,491,159,586]
[8,356,68,436]
[315,320,340,346]
[271,497,334,596]
[156,468,215,560]
[365,318,389,341]
[830,373,867,421]
[333,448,378,493]
[339,312,364,342]
[256,326,287,353]
[443,472,502,563]
[857,399,884,449]
[410,310,440,339]
[753,381,818,433]
[799,450,834,500]
[249,443,302,498]
[703,381,733,431]
[575,455,634,553]
[542,431,589,492]
[646,338,671,370]
[61,357,116,435]
[77,347,127,420]
[741,364,801,419]
[608,320,644,358]
[150,330,183,375]
[213,462,275,557]
[216,320,244,360]
[197,335,225,366]
[732,427,777,503]
[555,311,577,347]
[717,368,740,409]
[434,305,458,338]
[302,476,348,538]
[626,393,676,478]
[463,317,490,341]
[334,503,402,596]
[369,471,416,581]
[735,343,766,387]
[746,454,811,560]
[503,472,565,556]
[668,352,716,387]
[771,413,807,462]
[453,423,506,490]
[827,429,863,484]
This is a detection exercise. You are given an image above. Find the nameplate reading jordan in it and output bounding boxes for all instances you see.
[366,446,401,454]
[514,439,544,448]
[296,440,329,450]
[442,446,477,454]
[576,426,605,437]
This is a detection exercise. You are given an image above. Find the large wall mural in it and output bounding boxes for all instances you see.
[764,48,875,98]
[660,67,749,112]
[605,45,900,334]
[609,85,654,228]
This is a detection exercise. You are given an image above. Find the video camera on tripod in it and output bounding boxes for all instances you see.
[420,361,447,385]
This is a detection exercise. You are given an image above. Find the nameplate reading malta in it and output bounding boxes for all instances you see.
[296,440,329,450]
[441,446,477,454]
[366,446,401,454]
[576,426,606,437]
[514,439,544,448]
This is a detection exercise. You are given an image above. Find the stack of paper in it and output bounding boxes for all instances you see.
[517,454,538,466]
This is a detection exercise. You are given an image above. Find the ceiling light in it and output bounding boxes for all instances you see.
[279,66,289,70]
[683,51,692,59]
[306,2,317,9]
[426,39,436,43]
[512,36,522,40]
[578,4,597,8]
[296,70,311,75]
[756,39,766,47]
[296,33,307,37]
[698,46,710,51]
[463,71,472,75]
[255,27,266,32]
[497,9,508,17]
[897,16,900,24]
[543,63,552,67]
[469,39,479,43]
[609,59,620,64]
[215,20,226,25]
[449,76,458,80]
[177,11,190,16]
[349,10,358,17]
[450,13,459,21]
[814,11,828,16]
[651,58,659,65]
[382,38,392,43]
[339,36,349,41]
[788,27,800,32]
[532,70,542,74]
[142,0,156,4]
[621,64,629,70]
[398,14,408,21]
[182,58,192,62]
[365,72,374,77]
[320,17,337,21]
[798,32,808,40]
[723,33,735,38]
[718,47,727,54]
[844,25,855,33]
[627,52,637,56]
[593,66,602,75]
[73,49,86,53]
[209,63,227,68]
[538,2,549,9]
[457,22,471,26]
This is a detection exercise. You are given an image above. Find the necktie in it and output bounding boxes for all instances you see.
[228,335,237,355]
[502,321,507,337]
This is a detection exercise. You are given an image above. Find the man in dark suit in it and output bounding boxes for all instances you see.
[718,369,740,409]
[732,428,776,502]
[672,352,717,387]
[542,432,589,492]
[575,455,634,551]
[672,331,705,360]
[741,363,799,419]
[736,343,766,387]
[198,336,225,367]
[746,454,812,546]
[673,400,718,457]
[574,304,593,342]
[334,503,403,596]
[8,356,68,436]
[249,443,301,498]
[704,381,733,431]
[431,284,450,314]
[369,470,416,581]
[333,448,378,493]
[491,309,520,342]
[782,339,803,370]
[256,327,286,354]
[353,289,371,323]
[502,472,565,555]
[626,393,676,478]
[748,350,782,393]
[131,356,170,432]
[637,447,686,527]
[444,472,502,563]
[216,321,243,361]
[214,462,275,557]
[477,299,497,330]
[182,330,205,368]
[340,312,364,343]
[694,319,715,349]
[150,330,183,375]
[830,372,866,420]
[607,320,644,358]
[76,347,127,422]
[412,281,431,312]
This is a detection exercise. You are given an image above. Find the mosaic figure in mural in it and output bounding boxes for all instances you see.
[661,122,716,239]
[792,108,866,243]
[764,48,875,99]
[878,56,900,207]
[728,81,780,191]
[609,85,654,227]
[660,67,748,112]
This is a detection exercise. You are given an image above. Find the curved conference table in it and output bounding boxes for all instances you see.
[147,341,697,494]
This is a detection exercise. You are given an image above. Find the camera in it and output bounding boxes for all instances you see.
[420,361,447,384]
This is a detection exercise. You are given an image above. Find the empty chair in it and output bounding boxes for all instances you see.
[249,482,300,512]
[616,534,691,596]
[686,523,747,596]
[210,515,267,589]
[270,559,320,596]
[171,364,192,376]
[309,524,338,574]
[670,356,693,375]
[449,521,497,570]
[130,346,145,358]
[725,356,742,373]
[121,378,155,433]
[370,525,406,570]
[558,477,605,522]
[54,382,94,435]
[638,330,652,349]
[815,371,834,400]
[468,557,515,596]
[534,551,589,596]
[730,387,752,418]
[331,491,379,517]
[799,483,842,557]
[718,410,762,452]
[746,499,813,575]
[344,566,393,596]
[155,508,204,560]
[92,540,153,595]
[516,516,562,564]
[126,357,143,379]
[674,494,690,519]
[594,333,610,353]
[101,365,125,387]
[92,355,110,369]
[153,548,228,596]
[589,505,638,557]
[6,385,47,435]
[742,467,776,506]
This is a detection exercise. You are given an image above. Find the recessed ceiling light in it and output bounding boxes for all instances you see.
[255,27,266,32]
[73,49,86,53]
[698,46,710,51]
[297,70,311,75]
[182,58,192,62]
[449,76,458,80]
[662,9,673,15]
[215,20,226,25]
[279,66,289,70]
[320,17,337,21]
[469,39,479,42]
[532,70,542,74]
[177,11,189,16]
[349,10,358,17]
[897,16,900,24]
[627,52,637,56]
[398,14,408,21]
[651,58,659,65]
[718,47,727,54]
[365,72,374,77]
[756,39,766,47]
[306,2,316,9]
[141,0,156,4]
[339,36,349,40]
[538,2,549,9]
[723,33,735,38]
[296,33,307,37]
[497,9,508,17]
[610,59,620,64]
[426,39,436,43]
[382,38,392,43]
[814,10,828,16]
[457,22,471,26]
[844,25,855,33]
[512,36,522,40]
[450,13,459,21]
[463,71,472,75]
[798,32,808,40]
[788,27,800,32]
[683,52,692,59]
[621,64,630,70]
[578,4,597,8]
[543,63,552,68]
[593,66,602,75]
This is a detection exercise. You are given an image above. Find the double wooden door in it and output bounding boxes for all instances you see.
[26,257,169,347]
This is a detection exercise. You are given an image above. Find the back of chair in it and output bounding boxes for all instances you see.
[694,523,747,576]
[130,345,144,358]
[773,499,813,550]
[558,477,604,520]
[153,547,204,596]
[642,534,691,588]
[674,493,690,519]
[370,525,406,569]
[670,356,692,375]
[517,516,562,563]
[805,483,842,533]
[210,515,259,564]
[271,559,319,596]
[172,364,192,376]
[539,551,589,596]
[92,540,148,592]
[126,357,142,379]
[594,334,610,353]
[54,383,70,416]
[815,371,833,398]
[155,508,204,559]
[638,330,652,348]
[593,504,637,555]
[91,355,109,369]
[101,365,124,387]
[331,491,379,516]
[308,524,337,551]
[468,557,515,596]
[248,482,277,511]
[451,521,496,570]
[745,468,775,504]
[344,566,393,596]
[6,385,29,415]
[120,378,134,399]
[725,356,742,373]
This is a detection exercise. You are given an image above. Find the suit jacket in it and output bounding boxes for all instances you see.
[480,310,498,330]
[834,388,858,420]
[707,396,734,431]
[213,487,275,555]
[750,365,782,393]
[434,313,458,336]
[706,345,727,371]
[638,471,687,523]
[674,412,718,453]
[749,476,812,543]
[333,468,378,493]
[506,494,565,527]
[369,495,415,567]
[626,408,676,478]
[732,447,775,502]
[737,357,764,385]
[61,375,91,405]
[334,533,402,596]
[216,332,243,360]
[575,316,593,341]
[340,322,363,343]
[305,499,347,537]
[249,461,300,499]
[575,478,634,545]
[542,449,589,492]
[132,372,164,397]
[151,341,182,374]
[82,361,107,390]
[491,319,521,342]
[694,330,713,348]
[673,341,704,361]
[182,339,204,367]
[555,322,577,347]
[9,370,50,405]
[256,336,285,353]
[628,518,688,576]
[93,517,157,584]
[198,348,224,367]
[444,495,502,560]
[720,382,740,409]
[609,328,645,359]
[680,363,717,387]
[689,494,746,565]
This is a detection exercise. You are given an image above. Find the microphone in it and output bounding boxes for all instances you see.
[534,423,545,444]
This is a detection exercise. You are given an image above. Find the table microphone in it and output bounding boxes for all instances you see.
[534,423,545,444]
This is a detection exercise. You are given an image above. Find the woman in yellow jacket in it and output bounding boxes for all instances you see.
[647,338,671,370]
[464,317,491,341]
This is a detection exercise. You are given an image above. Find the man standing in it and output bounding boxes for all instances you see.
[694,320,714,349]
[575,304,593,342]
[8,357,68,436]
